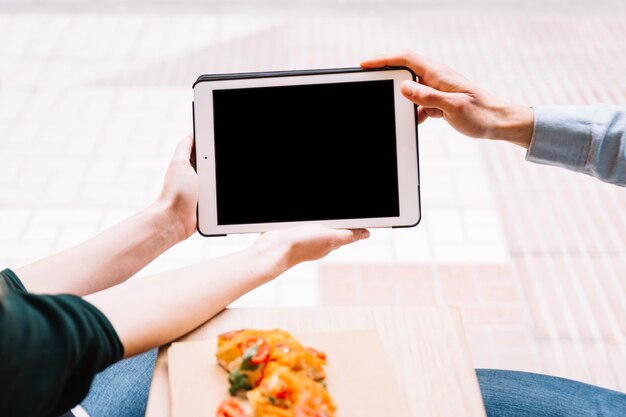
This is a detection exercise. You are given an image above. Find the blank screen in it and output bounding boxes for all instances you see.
[212,79,400,225]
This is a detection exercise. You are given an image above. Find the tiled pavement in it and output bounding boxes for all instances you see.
[1,2,626,392]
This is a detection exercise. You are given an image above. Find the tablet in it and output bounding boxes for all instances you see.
[192,67,420,236]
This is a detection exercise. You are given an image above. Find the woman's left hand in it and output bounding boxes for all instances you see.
[157,134,199,241]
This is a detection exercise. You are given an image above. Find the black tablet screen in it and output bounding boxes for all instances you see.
[212,79,400,225]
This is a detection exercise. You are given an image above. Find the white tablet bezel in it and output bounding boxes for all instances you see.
[193,67,420,236]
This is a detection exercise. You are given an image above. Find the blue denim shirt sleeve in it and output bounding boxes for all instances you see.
[526,104,626,186]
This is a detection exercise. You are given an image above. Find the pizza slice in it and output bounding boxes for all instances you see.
[247,362,336,417]
[215,329,335,417]
[216,329,326,395]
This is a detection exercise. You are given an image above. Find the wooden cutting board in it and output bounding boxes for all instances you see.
[167,329,411,417]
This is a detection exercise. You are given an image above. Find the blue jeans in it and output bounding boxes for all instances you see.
[476,369,626,416]
[80,349,157,417]
[81,352,626,417]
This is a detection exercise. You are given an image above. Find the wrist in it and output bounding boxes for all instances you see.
[491,104,534,148]
[250,234,293,277]
[146,200,189,246]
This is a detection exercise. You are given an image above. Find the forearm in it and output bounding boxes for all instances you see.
[14,201,184,296]
[85,244,289,358]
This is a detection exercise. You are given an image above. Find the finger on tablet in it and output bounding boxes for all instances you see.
[416,107,443,124]
[360,52,412,69]
[351,228,370,242]
[333,228,370,246]
[401,80,454,113]
[360,51,447,87]
[360,51,426,73]
[425,108,444,119]
[173,135,194,161]
[417,107,429,124]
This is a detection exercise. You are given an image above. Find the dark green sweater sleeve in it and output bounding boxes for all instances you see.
[0,269,124,417]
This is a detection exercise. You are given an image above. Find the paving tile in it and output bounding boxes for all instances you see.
[583,342,620,391]
[489,325,537,354]
[391,227,432,263]
[488,351,545,375]
[318,264,358,306]
[460,304,527,327]
[55,225,100,252]
[359,267,398,305]
[43,173,83,205]
[560,342,595,386]
[528,256,580,340]
[569,257,624,340]
[463,209,507,245]
[536,341,568,379]
[85,159,122,185]
[0,242,56,267]
[607,342,626,392]
[552,256,602,341]
[428,209,466,243]
[513,257,554,338]
[433,242,510,264]
[21,224,61,244]
[586,257,626,338]
[395,265,439,305]
[473,264,520,303]
[229,280,279,308]
[277,281,320,307]
[0,208,31,241]
[438,264,480,305]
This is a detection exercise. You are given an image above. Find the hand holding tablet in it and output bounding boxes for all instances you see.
[192,67,420,236]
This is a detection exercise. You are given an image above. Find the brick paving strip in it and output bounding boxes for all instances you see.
[0,3,625,391]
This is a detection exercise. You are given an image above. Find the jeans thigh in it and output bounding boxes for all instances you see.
[477,368,626,417]
[81,349,158,417]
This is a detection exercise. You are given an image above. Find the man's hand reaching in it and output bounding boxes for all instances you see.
[361,50,534,148]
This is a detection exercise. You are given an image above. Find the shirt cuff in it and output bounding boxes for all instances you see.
[526,105,593,173]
